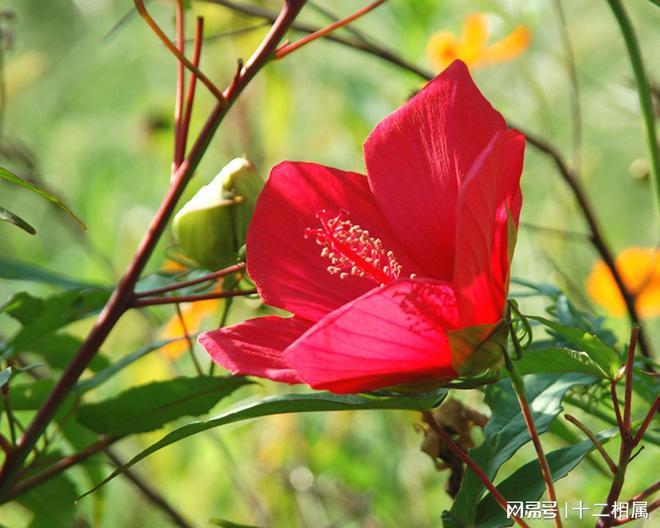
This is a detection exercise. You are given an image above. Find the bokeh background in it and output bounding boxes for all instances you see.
[0,0,658,526]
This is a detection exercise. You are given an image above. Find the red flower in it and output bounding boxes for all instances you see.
[199,61,525,394]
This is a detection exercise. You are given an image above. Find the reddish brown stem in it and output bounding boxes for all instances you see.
[134,0,227,104]
[173,0,185,170]
[0,434,10,455]
[275,0,385,59]
[0,0,306,495]
[131,288,256,308]
[0,436,117,503]
[177,16,204,164]
[633,396,659,447]
[611,382,625,433]
[421,411,531,528]
[514,385,562,528]
[134,262,245,298]
[565,414,618,474]
[104,448,194,528]
[629,480,660,503]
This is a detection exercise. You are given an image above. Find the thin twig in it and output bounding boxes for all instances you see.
[0,436,117,503]
[134,0,227,105]
[175,303,203,375]
[628,480,660,503]
[134,263,245,298]
[632,396,659,447]
[173,0,185,171]
[177,16,205,166]
[105,448,194,528]
[421,411,530,528]
[611,383,625,433]
[1,386,16,446]
[506,306,562,528]
[564,414,618,474]
[131,288,256,308]
[275,0,386,59]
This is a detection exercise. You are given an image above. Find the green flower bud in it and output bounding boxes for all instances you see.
[173,158,262,270]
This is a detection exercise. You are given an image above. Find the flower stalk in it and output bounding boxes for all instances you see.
[604,0,660,217]
[505,305,562,528]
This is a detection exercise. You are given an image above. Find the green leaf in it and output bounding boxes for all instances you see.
[0,257,99,289]
[76,337,188,392]
[514,347,611,378]
[531,317,621,379]
[0,165,86,229]
[475,429,620,528]
[210,520,264,528]
[77,376,253,436]
[448,374,594,526]
[16,462,79,528]
[14,332,110,372]
[9,379,76,420]
[0,205,36,234]
[1,289,110,355]
[81,389,448,498]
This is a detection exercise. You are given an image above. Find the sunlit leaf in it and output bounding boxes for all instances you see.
[475,429,619,528]
[513,347,610,378]
[80,389,448,498]
[531,317,621,379]
[0,165,86,229]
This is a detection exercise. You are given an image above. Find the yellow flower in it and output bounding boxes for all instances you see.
[587,247,660,319]
[427,13,531,71]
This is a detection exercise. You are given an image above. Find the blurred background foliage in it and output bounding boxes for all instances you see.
[0,0,658,526]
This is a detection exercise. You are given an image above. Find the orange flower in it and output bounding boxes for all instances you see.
[427,13,531,71]
[159,260,222,358]
[587,247,660,319]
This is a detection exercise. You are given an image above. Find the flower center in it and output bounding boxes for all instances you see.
[305,209,402,285]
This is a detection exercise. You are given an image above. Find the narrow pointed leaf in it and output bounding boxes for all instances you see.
[0,165,85,229]
[80,389,447,498]
[0,205,36,234]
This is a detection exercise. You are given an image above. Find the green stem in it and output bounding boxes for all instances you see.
[605,0,660,216]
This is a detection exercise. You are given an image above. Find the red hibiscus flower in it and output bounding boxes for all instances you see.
[199,60,525,394]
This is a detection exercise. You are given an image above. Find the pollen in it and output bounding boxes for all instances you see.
[305,209,403,285]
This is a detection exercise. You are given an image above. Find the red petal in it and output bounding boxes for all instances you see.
[284,279,460,393]
[247,161,421,321]
[199,316,312,384]
[453,129,525,325]
[364,60,507,280]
